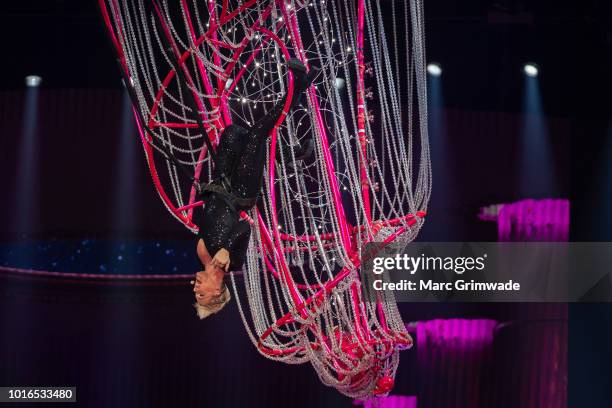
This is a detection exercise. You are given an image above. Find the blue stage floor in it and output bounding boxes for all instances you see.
[0,239,200,275]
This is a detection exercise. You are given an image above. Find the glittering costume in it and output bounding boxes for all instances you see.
[197,59,315,270]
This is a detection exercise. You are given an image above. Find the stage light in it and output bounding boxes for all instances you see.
[334,77,345,90]
[523,63,539,77]
[427,63,442,76]
[25,75,42,87]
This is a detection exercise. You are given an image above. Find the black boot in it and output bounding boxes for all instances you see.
[286,58,319,108]
[276,138,315,168]
[293,138,314,161]
[276,58,318,167]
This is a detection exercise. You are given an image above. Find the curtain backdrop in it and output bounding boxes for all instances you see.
[498,199,569,241]
[488,319,568,408]
[415,319,497,408]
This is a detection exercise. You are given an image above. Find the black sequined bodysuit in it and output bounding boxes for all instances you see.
[198,62,313,270]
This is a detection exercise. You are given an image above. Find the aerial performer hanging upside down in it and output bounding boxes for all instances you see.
[100,0,431,399]
[192,59,317,318]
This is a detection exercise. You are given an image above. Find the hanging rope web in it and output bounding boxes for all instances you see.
[100,0,430,398]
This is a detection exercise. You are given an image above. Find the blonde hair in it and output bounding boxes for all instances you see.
[193,285,231,319]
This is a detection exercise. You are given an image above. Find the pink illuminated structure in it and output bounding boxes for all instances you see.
[354,395,418,408]
[99,0,431,398]
[480,199,569,242]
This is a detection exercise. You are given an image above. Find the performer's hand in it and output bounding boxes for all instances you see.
[212,248,231,272]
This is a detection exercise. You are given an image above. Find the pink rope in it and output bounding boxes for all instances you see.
[280,3,354,254]
[0,265,192,282]
[356,0,372,228]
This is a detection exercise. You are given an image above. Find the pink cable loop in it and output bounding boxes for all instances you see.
[146,3,269,222]
[115,2,274,232]
[257,223,414,357]
[100,1,196,229]
[355,0,372,229]
[278,213,425,243]
[279,3,354,257]
[175,201,204,213]
[134,109,199,230]
[181,0,225,218]
[206,0,231,124]
[151,2,221,227]
[266,68,308,313]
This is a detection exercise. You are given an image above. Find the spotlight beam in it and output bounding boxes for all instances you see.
[13,86,41,239]
[519,67,555,197]
[113,89,139,235]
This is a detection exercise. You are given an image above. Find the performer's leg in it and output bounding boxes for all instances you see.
[229,59,317,200]
[229,131,270,199]
[210,124,250,180]
[250,58,316,137]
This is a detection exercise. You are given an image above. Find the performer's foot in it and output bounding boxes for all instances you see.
[286,58,319,98]
[278,138,315,167]
[280,58,317,166]
[286,57,307,79]
[293,138,314,161]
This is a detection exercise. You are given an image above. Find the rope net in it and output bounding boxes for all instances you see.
[100,0,430,398]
